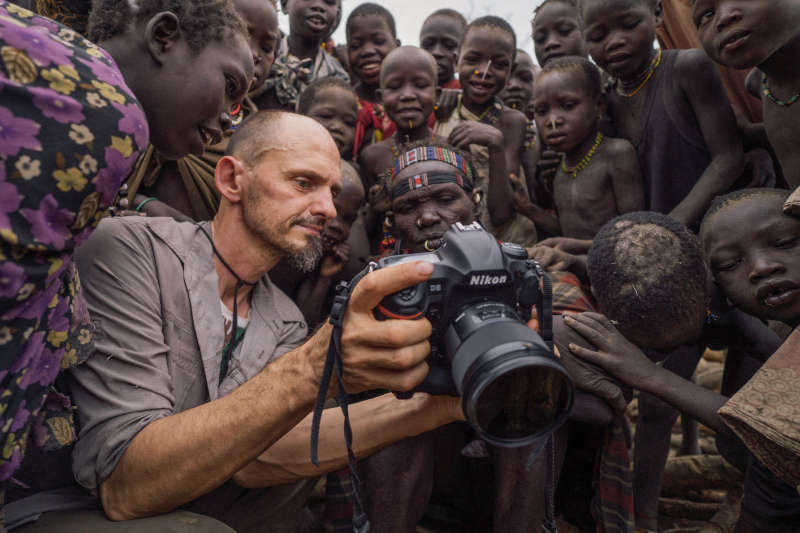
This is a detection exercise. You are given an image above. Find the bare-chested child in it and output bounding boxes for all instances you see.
[579,0,744,228]
[690,0,800,193]
[530,57,644,239]
[435,16,535,245]
[346,3,400,156]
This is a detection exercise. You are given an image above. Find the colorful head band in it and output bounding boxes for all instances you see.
[385,146,475,198]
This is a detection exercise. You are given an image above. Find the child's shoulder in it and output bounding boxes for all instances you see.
[672,48,720,85]
[358,139,395,167]
[601,136,637,159]
[499,106,528,125]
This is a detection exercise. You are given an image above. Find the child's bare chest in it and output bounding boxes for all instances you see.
[763,103,800,189]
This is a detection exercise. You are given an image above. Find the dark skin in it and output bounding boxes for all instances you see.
[531,2,589,206]
[238,0,279,86]
[359,47,440,192]
[531,69,644,239]
[419,14,463,87]
[98,14,253,160]
[284,0,340,61]
[304,86,358,160]
[390,162,478,253]
[454,26,527,227]
[347,14,399,104]
[500,50,539,112]
[532,0,588,67]
[581,0,744,227]
[692,0,800,189]
[566,195,800,460]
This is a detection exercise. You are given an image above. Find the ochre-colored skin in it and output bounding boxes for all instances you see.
[532,69,644,239]
[693,0,800,188]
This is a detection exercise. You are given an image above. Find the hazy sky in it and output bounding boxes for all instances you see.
[278,0,547,64]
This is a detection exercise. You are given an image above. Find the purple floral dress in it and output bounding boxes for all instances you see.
[0,2,148,481]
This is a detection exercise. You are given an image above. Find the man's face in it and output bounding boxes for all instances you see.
[241,121,342,271]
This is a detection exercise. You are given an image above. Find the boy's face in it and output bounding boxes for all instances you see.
[705,196,800,327]
[532,1,587,66]
[692,0,800,70]
[581,0,659,80]
[379,50,437,131]
[347,14,398,87]
[419,15,462,85]
[152,35,254,158]
[457,26,514,107]
[532,69,600,153]
[234,0,279,85]
[287,0,339,41]
[323,177,362,251]
[500,51,538,112]
[391,161,476,253]
[305,86,358,158]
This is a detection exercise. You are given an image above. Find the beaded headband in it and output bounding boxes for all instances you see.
[385,146,475,198]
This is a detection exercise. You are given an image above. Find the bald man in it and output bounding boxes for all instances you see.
[58,111,463,531]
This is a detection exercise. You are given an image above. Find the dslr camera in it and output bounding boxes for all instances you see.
[373,222,574,447]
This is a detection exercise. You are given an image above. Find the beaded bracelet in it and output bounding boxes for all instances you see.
[135,197,158,212]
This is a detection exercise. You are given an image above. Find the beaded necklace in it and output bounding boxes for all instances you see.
[562,132,604,178]
[762,74,800,107]
[616,48,662,98]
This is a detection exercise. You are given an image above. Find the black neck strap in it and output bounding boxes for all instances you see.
[197,224,258,385]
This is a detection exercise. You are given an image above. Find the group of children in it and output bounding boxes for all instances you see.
[8,0,800,530]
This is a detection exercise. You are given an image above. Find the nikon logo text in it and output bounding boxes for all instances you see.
[469,274,508,286]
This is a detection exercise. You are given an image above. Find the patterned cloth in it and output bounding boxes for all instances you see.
[262,35,349,110]
[0,2,147,481]
[353,99,397,158]
[719,327,800,490]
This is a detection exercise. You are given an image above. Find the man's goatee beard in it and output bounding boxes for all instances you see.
[288,236,323,272]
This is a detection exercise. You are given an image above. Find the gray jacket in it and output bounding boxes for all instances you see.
[70,217,307,492]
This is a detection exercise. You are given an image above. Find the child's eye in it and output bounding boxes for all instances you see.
[345,118,357,127]
[622,17,641,30]
[534,106,546,116]
[534,33,546,45]
[585,30,605,43]
[225,76,238,97]
[695,9,715,27]
[557,24,575,36]
[774,237,799,249]
[714,258,741,272]
[561,100,577,110]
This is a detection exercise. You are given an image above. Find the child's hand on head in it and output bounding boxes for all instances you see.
[564,312,656,388]
[448,121,503,149]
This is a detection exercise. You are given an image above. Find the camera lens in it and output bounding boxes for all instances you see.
[443,303,573,447]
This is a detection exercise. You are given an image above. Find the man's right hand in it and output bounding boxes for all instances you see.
[336,261,435,394]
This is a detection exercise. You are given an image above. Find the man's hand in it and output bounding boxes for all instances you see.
[338,261,435,394]
[563,312,657,389]
[449,122,504,149]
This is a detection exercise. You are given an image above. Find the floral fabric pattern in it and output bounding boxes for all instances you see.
[0,2,147,481]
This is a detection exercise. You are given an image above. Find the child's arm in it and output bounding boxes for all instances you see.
[671,50,744,226]
[608,139,645,214]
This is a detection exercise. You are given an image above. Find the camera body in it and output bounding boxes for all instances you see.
[374,222,573,447]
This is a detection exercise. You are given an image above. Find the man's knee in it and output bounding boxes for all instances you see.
[12,509,235,533]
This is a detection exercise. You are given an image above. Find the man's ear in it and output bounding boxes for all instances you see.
[215,155,247,204]
[654,1,664,28]
[144,11,182,65]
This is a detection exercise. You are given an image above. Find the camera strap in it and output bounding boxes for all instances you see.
[310,270,372,533]
[535,264,554,351]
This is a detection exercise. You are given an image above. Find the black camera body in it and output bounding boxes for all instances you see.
[374,222,573,447]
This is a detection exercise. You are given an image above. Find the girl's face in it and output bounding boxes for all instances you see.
[456,26,514,108]
[419,15,462,85]
[234,0,279,85]
[532,1,587,66]
[347,14,398,87]
[705,196,800,327]
[580,0,659,81]
[305,86,358,159]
